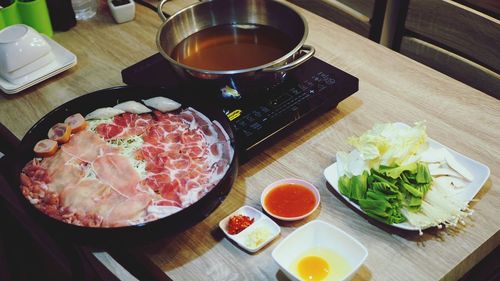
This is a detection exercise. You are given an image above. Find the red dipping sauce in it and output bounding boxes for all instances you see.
[263,183,317,219]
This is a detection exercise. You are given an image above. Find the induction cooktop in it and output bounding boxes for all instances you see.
[122,53,358,163]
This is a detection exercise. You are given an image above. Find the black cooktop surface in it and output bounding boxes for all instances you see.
[122,54,358,162]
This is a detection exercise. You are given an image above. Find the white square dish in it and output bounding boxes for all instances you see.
[219,205,280,253]
[0,34,77,95]
[323,123,491,231]
[272,220,368,281]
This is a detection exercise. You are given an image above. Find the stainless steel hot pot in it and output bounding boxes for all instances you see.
[156,0,315,95]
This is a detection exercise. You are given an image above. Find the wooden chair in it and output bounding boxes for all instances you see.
[286,0,388,41]
[394,0,500,98]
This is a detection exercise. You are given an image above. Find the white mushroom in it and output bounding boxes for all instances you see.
[429,167,462,178]
[419,147,446,163]
[85,107,125,120]
[142,96,182,112]
[113,100,152,114]
[433,176,467,189]
[443,149,474,181]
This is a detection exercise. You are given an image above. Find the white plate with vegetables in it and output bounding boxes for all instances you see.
[323,122,490,232]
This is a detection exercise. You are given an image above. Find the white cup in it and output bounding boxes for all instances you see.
[108,0,135,24]
[0,24,54,83]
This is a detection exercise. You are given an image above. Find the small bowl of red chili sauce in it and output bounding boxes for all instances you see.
[261,178,320,221]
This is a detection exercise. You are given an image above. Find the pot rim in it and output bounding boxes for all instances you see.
[155,0,309,75]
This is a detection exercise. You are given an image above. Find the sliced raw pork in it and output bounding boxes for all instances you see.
[62,130,119,162]
[20,104,234,228]
[92,154,140,198]
[96,113,153,140]
[139,108,234,209]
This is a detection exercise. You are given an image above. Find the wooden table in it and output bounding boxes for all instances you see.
[1,1,499,280]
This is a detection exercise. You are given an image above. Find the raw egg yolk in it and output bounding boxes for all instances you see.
[297,255,330,281]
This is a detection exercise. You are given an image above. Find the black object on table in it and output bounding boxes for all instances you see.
[122,53,359,163]
[46,0,76,31]
[0,0,13,7]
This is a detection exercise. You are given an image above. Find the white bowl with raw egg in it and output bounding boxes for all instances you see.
[261,178,320,221]
[272,220,368,281]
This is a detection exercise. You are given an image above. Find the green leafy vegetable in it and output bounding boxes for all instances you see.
[378,162,417,179]
[339,161,433,224]
[401,181,423,198]
[338,175,352,198]
[338,171,369,201]
[350,171,368,201]
[416,162,432,183]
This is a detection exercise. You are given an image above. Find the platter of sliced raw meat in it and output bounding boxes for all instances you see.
[11,86,237,242]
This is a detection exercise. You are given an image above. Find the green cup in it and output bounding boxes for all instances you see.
[0,1,22,26]
[16,0,53,37]
[0,14,6,31]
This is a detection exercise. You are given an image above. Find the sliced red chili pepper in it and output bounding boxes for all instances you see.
[227,214,254,235]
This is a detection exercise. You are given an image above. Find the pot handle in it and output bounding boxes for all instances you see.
[157,0,170,22]
[262,45,316,72]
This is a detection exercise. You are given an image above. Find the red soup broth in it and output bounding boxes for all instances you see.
[264,183,317,218]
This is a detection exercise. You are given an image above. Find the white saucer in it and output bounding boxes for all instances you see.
[0,35,77,94]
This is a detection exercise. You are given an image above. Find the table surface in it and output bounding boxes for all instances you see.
[1,1,499,280]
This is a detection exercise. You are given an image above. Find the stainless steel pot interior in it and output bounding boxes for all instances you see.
[157,0,309,75]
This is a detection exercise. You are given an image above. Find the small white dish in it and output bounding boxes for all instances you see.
[0,34,77,95]
[108,0,135,24]
[6,52,55,83]
[261,178,320,221]
[0,24,52,82]
[219,205,280,253]
[272,220,368,281]
[323,122,491,231]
